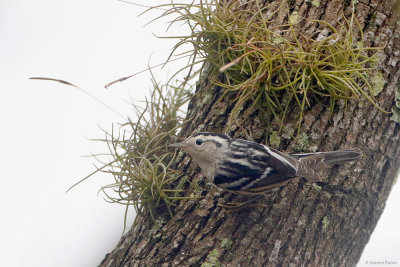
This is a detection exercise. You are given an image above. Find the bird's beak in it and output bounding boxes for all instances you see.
[168,142,188,149]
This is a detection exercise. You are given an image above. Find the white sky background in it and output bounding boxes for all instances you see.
[0,1,399,266]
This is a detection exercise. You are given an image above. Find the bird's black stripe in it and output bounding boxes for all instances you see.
[228,152,247,159]
[251,155,269,162]
[213,173,261,190]
[191,132,230,139]
[222,161,260,174]
[225,177,257,190]
[231,140,268,154]
[214,160,264,190]
[216,169,292,190]
[214,173,234,185]
[207,140,222,147]
[246,170,293,189]
[249,158,269,169]
[220,167,241,175]
[228,152,269,164]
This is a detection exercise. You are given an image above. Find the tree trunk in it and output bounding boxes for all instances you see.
[100,0,400,266]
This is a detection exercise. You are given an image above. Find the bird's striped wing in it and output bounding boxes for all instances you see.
[290,149,362,170]
[264,146,321,182]
[213,140,319,192]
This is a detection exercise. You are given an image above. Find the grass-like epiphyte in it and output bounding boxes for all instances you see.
[149,0,386,133]
[68,79,193,228]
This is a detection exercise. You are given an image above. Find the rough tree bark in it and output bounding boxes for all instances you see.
[100,0,400,266]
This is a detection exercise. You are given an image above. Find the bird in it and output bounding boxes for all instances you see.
[169,132,362,194]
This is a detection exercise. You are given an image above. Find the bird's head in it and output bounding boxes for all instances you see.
[168,132,230,177]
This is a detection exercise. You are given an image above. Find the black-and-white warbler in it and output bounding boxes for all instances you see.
[169,132,362,194]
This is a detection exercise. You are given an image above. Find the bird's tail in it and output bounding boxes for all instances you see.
[291,149,362,171]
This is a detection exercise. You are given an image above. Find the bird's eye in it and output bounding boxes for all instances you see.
[195,139,203,146]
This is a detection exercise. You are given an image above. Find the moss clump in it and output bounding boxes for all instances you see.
[269,131,281,148]
[311,0,320,7]
[201,249,221,267]
[322,216,330,231]
[311,183,322,192]
[391,106,400,123]
[369,71,386,96]
[150,0,386,133]
[220,238,233,250]
[294,133,310,152]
